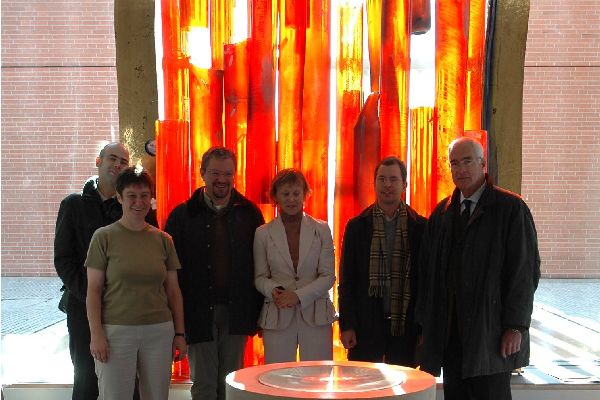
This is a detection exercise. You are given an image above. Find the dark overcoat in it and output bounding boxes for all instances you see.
[54,177,158,305]
[338,203,427,364]
[164,187,264,344]
[416,176,541,378]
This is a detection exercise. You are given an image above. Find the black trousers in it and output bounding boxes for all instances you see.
[66,297,140,400]
[442,312,512,400]
[348,319,418,367]
[66,298,99,400]
[443,371,512,400]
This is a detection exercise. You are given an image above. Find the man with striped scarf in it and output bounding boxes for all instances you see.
[339,156,427,366]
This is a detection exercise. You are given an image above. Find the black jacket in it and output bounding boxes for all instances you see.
[416,176,541,378]
[338,203,427,362]
[54,177,158,305]
[164,187,265,344]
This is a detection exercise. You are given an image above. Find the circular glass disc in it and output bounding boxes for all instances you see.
[258,364,406,393]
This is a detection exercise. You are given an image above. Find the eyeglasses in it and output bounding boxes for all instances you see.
[206,169,234,179]
[449,157,481,170]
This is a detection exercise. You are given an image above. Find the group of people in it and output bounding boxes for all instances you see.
[55,137,540,400]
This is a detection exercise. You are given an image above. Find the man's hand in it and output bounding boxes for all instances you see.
[500,328,522,358]
[341,329,357,349]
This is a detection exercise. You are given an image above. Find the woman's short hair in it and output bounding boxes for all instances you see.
[116,167,153,196]
[269,168,311,202]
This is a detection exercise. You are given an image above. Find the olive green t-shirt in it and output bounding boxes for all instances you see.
[85,221,181,325]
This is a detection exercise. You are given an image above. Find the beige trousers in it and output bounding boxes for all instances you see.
[94,321,174,400]
[262,308,333,364]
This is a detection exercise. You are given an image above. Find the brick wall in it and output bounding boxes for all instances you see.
[522,0,600,277]
[1,1,118,276]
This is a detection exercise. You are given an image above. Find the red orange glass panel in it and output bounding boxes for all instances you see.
[188,0,208,27]
[277,0,307,170]
[161,0,189,121]
[189,66,224,188]
[155,119,192,228]
[210,0,234,70]
[224,41,249,194]
[411,0,431,35]
[434,0,468,203]
[410,107,434,216]
[247,0,277,222]
[334,1,363,250]
[464,0,486,130]
[333,1,363,362]
[365,0,382,92]
[380,0,410,161]
[301,0,330,221]
[354,92,380,212]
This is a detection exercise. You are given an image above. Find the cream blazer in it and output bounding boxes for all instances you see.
[254,214,336,330]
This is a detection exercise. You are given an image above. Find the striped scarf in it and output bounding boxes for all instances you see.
[368,203,411,336]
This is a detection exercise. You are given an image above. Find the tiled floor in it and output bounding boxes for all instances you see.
[1,277,599,386]
[1,278,64,335]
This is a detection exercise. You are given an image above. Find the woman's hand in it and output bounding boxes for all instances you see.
[271,286,284,300]
[172,335,188,361]
[87,268,109,362]
[90,331,110,363]
[274,288,300,308]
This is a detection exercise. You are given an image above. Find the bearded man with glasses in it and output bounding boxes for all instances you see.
[165,146,264,400]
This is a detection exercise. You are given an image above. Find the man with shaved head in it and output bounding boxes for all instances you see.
[55,142,154,399]
[417,137,540,400]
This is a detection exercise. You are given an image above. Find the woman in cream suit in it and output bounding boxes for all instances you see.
[254,169,335,363]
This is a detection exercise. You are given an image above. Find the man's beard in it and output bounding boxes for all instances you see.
[212,183,231,198]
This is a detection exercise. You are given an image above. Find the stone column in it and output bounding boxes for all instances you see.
[486,0,530,193]
[114,0,158,175]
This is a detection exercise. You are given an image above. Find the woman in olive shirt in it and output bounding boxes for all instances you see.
[86,167,186,400]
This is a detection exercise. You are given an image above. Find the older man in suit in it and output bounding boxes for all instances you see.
[416,137,540,400]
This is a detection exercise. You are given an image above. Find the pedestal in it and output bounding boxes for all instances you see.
[226,361,436,400]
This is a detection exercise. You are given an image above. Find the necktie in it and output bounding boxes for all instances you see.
[460,199,472,232]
